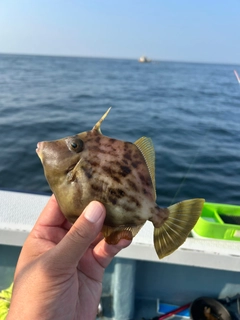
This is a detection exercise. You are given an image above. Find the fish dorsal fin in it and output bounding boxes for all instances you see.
[92,107,111,134]
[153,198,205,259]
[134,137,156,199]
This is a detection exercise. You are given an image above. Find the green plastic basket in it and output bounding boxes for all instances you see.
[193,202,240,241]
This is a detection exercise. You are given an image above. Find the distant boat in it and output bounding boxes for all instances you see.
[234,70,240,84]
[138,56,151,63]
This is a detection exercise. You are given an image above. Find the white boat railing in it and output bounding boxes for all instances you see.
[1,190,240,271]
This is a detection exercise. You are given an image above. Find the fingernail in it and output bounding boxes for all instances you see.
[84,201,104,223]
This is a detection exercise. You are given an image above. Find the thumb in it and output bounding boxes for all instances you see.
[55,201,106,266]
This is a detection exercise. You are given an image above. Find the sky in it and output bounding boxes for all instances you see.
[0,0,240,64]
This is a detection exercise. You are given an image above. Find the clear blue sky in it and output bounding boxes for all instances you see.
[0,0,240,64]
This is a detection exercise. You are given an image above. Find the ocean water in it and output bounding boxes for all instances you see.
[0,53,240,207]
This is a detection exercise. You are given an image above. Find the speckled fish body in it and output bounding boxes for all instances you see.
[37,108,204,259]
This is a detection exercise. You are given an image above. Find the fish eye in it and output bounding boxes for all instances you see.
[71,142,78,149]
[67,137,84,153]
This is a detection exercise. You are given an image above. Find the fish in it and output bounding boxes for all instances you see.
[36,108,204,259]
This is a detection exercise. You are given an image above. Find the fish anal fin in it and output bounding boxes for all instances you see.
[102,223,145,244]
[105,230,133,245]
[134,137,156,199]
[154,198,205,259]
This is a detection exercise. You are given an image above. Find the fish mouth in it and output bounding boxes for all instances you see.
[36,142,43,160]
[36,142,41,153]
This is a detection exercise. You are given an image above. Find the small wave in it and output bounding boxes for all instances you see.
[71,94,95,101]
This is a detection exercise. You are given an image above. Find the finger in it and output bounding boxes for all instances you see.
[93,238,132,269]
[55,201,106,266]
[35,195,69,228]
[90,232,104,249]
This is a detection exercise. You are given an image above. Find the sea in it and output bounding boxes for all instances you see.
[0,53,240,207]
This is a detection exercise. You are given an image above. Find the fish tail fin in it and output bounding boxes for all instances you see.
[154,198,205,259]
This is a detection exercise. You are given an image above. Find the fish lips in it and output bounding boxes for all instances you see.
[36,141,44,162]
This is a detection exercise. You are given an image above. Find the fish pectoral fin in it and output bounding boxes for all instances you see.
[154,198,205,259]
[102,224,145,245]
[134,136,156,199]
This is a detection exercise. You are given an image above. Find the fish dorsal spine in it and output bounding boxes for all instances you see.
[134,137,156,199]
[92,107,112,134]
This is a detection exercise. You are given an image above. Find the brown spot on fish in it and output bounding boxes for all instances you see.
[139,172,145,181]
[123,151,132,161]
[108,188,125,198]
[102,143,116,152]
[142,187,151,197]
[109,160,122,167]
[132,161,142,168]
[118,189,125,197]
[120,165,131,177]
[109,188,117,196]
[82,165,93,179]
[95,136,101,144]
[108,195,117,205]
[139,172,151,187]
[133,152,140,159]
[126,179,139,192]
[89,160,99,167]
[102,165,112,175]
[128,195,141,208]
[112,175,121,183]
[88,145,104,153]
[121,203,134,212]
[91,183,102,193]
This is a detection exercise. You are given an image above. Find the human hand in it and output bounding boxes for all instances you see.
[7,195,131,320]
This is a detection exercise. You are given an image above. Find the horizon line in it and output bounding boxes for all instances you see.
[0,51,239,67]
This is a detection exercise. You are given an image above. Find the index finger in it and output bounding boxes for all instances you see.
[93,238,132,268]
[35,195,71,230]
